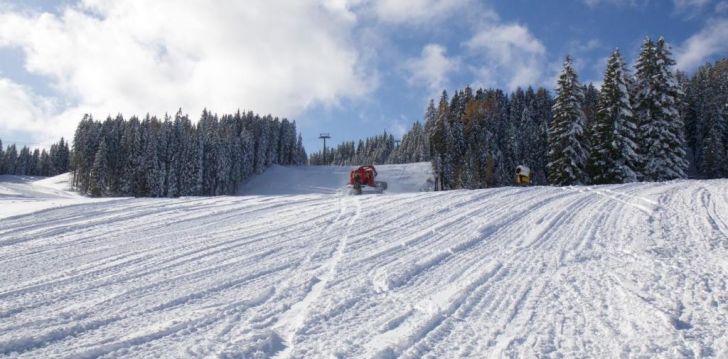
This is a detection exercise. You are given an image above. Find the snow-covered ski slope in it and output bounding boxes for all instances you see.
[0,174,112,220]
[239,163,434,195]
[1,164,728,358]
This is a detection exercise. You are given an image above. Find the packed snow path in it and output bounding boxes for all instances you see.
[1,167,728,358]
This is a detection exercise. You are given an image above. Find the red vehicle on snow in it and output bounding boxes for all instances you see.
[349,165,387,195]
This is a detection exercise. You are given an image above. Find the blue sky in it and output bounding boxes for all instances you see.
[1,0,727,153]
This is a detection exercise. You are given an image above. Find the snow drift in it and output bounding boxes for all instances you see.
[1,164,728,358]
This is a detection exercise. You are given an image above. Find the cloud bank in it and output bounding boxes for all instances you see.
[675,18,728,71]
[0,0,373,145]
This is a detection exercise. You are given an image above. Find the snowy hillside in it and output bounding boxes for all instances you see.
[1,165,728,358]
[238,162,434,195]
[0,174,111,220]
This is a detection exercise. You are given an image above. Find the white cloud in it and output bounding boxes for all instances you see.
[0,0,374,144]
[591,55,611,79]
[389,116,408,138]
[0,77,58,146]
[582,0,650,8]
[673,0,712,13]
[318,0,472,24]
[675,18,728,71]
[571,39,602,53]
[368,0,469,24]
[405,44,459,92]
[715,1,728,12]
[466,23,546,90]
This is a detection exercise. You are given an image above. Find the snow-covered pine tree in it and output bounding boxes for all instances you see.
[40,150,52,176]
[295,134,306,165]
[48,142,59,176]
[141,117,164,197]
[58,137,70,173]
[164,117,181,198]
[72,115,103,192]
[686,59,728,178]
[16,146,31,175]
[182,127,204,196]
[530,88,553,184]
[0,139,4,174]
[547,55,588,185]
[215,118,232,195]
[508,88,525,170]
[583,84,599,130]
[683,65,710,176]
[587,49,640,184]
[4,144,17,175]
[88,140,109,197]
[430,91,449,190]
[266,117,280,167]
[105,115,125,193]
[253,116,268,173]
[32,148,41,176]
[634,37,688,181]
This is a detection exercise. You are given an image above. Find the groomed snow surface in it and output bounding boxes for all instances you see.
[1,163,728,358]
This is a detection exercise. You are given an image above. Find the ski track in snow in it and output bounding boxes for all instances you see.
[1,168,728,358]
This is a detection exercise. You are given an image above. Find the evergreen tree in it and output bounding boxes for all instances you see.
[634,37,688,180]
[582,83,599,163]
[588,49,640,184]
[58,137,70,173]
[430,91,449,190]
[88,140,109,197]
[40,150,53,176]
[4,144,17,175]
[685,59,728,178]
[295,134,306,165]
[547,56,588,185]
[16,146,32,175]
[32,148,41,176]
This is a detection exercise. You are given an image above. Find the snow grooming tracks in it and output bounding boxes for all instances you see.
[273,195,362,358]
[367,261,503,358]
[1,168,728,358]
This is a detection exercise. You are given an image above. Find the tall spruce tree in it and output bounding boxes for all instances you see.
[547,56,588,185]
[5,144,17,175]
[588,49,640,184]
[686,60,728,178]
[634,37,688,180]
[88,140,109,197]
[0,139,4,174]
[431,91,450,190]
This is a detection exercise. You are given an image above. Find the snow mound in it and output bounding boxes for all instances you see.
[238,162,433,195]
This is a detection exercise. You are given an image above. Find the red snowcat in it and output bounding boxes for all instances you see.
[349,165,387,195]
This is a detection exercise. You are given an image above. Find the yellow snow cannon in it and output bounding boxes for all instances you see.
[515,165,530,186]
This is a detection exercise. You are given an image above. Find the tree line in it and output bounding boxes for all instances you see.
[424,36,724,189]
[308,122,431,166]
[311,37,726,190]
[310,86,554,188]
[684,58,728,178]
[308,131,397,166]
[72,109,306,197]
[0,138,70,177]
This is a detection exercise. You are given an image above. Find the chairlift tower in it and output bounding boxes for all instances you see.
[319,133,331,164]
